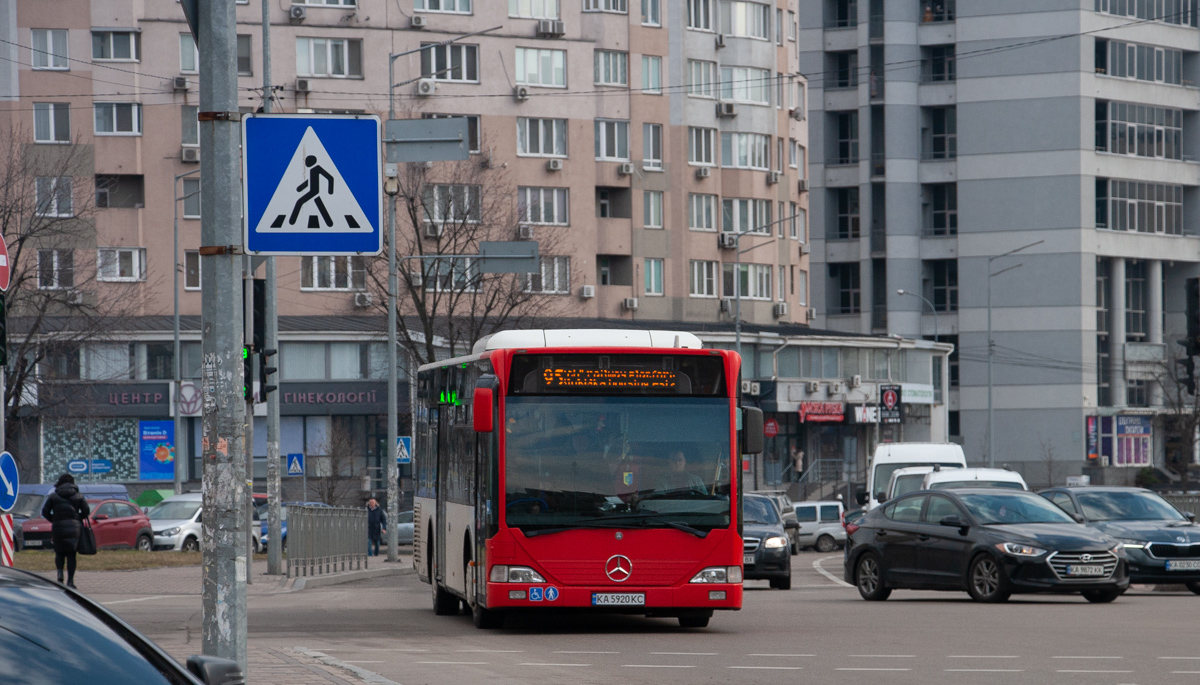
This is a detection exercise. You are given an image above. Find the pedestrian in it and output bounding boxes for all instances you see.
[41,473,90,588]
[366,498,387,557]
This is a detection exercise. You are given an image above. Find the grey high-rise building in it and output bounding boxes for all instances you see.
[799,0,1200,484]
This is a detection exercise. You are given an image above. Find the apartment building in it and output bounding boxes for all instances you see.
[0,0,811,491]
[800,0,1200,485]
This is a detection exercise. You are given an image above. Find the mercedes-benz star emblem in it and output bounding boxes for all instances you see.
[1080,554,1093,563]
[605,554,632,582]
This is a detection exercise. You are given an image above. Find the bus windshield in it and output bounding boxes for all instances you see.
[504,396,732,532]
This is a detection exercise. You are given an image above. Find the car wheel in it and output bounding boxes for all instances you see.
[1187,581,1200,596]
[967,555,1011,603]
[790,540,799,556]
[769,574,792,590]
[855,553,891,601]
[136,535,152,552]
[181,537,199,553]
[815,534,837,554]
[678,612,712,628]
[1082,588,1123,603]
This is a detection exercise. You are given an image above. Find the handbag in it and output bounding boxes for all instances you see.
[77,519,97,556]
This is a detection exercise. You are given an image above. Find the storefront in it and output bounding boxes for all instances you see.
[1085,414,1155,467]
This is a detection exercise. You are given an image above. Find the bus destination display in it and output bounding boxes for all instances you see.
[543,368,677,391]
[509,354,727,396]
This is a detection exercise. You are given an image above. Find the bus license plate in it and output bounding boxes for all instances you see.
[592,593,645,606]
[1065,565,1105,576]
[23,540,40,547]
[1166,559,1200,571]
[743,555,755,565]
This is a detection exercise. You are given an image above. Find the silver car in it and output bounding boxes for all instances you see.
[792,500,846,553]
[149,493,261,552]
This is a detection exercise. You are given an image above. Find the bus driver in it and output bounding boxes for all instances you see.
[655,451,708,496]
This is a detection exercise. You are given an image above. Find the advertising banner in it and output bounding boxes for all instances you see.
[880,385,902,424]
[798,402,844,423]
[138,421,175,481]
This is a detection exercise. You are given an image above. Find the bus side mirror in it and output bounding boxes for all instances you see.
[741,406,764,454]
[473,388,494,433]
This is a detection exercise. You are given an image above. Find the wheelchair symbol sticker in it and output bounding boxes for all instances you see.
[529,587,544,602]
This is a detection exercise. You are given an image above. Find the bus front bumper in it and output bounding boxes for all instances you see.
[485,582,743,610]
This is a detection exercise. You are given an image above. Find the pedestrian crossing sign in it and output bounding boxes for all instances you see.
[286,453,305,477]
[242,114,383,256]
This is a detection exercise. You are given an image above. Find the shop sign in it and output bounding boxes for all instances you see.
[880,385,902,424]
[88,459,113,475]
[1115,415,1151,466]
[852,405,880,424]
[763,418,779,438]
[900,383,935,405]
[798,402,844,423]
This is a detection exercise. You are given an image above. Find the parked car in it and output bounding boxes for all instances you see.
[884,466,937,502]
[792,500,846,553]
[842,508,866,530]
[924,467,1028,491]
[396,510,414,545]
[757,490,800,554]
[259,501,332,552]
[858,442,967,510]
[0,564,240,685]
[9,483,131,552]
[742,493,798,590]
[1039,486,1200,593]
[150,493,262,552]
[22,499,153,552]
[844,488,1129,603]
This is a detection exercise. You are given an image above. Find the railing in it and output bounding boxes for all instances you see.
[793,458,851,501]
[1162,495,1200,515]
[920,0,955,22]
[286,505,369,578]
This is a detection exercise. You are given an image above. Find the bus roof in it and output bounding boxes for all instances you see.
[472,329,704,354]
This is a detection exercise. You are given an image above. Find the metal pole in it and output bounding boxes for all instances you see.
[244,260,255,584]
[173,171,198,495]
[897,289,938,344]
[262,0,283,577]
[198,0,248,671]
[386,56,400,564]
[987,270,993,468]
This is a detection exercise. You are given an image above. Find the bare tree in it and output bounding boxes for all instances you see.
[1038,435,1056,489]
[309,422,364,506]
[1155,345,1199,492]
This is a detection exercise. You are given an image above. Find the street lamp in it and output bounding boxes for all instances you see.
[733,212,801,359]
[896,288,938,344]
[986,239,1044,467]
[173,169,201,495]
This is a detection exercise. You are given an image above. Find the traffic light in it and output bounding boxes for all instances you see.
[243,345,253,401]
[258,348,277,400]
[251,278,266,352]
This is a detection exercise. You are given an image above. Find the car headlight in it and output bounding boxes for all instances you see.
[690,566,742,583]
[1110,542,1126,557]
[1117,539,1144,550]
[996,542,1046,557]
[763,536,788,549]
[487,565,545,583]
[159,527,181,537]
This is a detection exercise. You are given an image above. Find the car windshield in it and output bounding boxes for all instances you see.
[959,492,1077,525]
[933,480,1025,490]
[744,497,779,525]
[1076,491,1187,522]
[873,463,960,496]
[147,502,199,521]
[9,494,45,519]
[504,396,732,532]
[892,474,927,498]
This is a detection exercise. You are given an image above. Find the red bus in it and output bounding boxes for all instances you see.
[413,329,763,629]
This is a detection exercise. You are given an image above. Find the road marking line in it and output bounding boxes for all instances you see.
[456,649,524,653]
[748,654,815,657]
[837,668,912,671]
[102,595,191,605]
[1160,657,1200,660]
[729,666,803,670]
[415,661,489,665]
[623,665,697,668]
[1053,656,1123,659]
[1055,670,1134,674]
[849,655,916,658]
[947,655,1020,659]
[555,651,619,655]
[945,669,1025,673]
[813,555,854,587]
[343,661,385,664]
[1173,672,1200,674]
[651,652,718,656]
[519,663,591,667]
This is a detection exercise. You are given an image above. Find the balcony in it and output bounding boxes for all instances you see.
[919,1,955,23]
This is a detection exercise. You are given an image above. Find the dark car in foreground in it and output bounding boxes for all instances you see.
[1040,486,1200,593]
[742,493,798,590]
[0,565,240,685]
[844,488,1128,603]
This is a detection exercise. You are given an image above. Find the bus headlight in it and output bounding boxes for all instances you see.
[489,565,546,583]
[690,566,742,583]
[763,536,788,549]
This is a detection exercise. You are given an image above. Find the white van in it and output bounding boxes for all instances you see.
[923,467,1027,491]
[858,443,967,510]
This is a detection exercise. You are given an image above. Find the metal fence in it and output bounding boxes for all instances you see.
[1161,495,1200,516]
[286,505,369,578]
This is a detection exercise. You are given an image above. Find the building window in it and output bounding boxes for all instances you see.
[927,106,956,159]
[518,187,569,225]
[834,111,859,164]
[1098,178,1183,234]
[924,45,956,82]
[527,256,570,294]
[416,0,471,11]
[723,263,772,300]
[32,29,69,70]
[95,174,144,209]
[643,0,662,24]
[422,113,481,153]
[517,117,567,156]
[641,55,662,93]
[515,47,566,87]
[643,191,663,228]
[721,1,771,39]
[34,103,70,143]
[1097,39,1183,85]
[721,132,770,170]
[797,268,808,305]
[301,256,367,291]
[642,123,663,169]
[97,247,146,282]
[421,43,478,82]
[644,258,664,295]
[185,250,201,290]
[1096,258,1111,406]
[181,105,199,146]
[585,0,628,12]
[509,0,559,18]
[183,178,201,218]
[690,260,719,297]
[594,119,630,161]
[925,183,957,236]
[689,193,717,231]
[788,10,797,38]
[1126,260,1146,341]
[296,38,363,78]
[719,65,772,104]
[92,31,140,61]
[830,51,858,89]
[688,126,716,165]
[180,34,198,73]
[423,184,482,223]
[427,258,479,292]
[299,0,356,4]
[922,0,956,21]
[594,51,628,86]
[790,204,806,240]
[38,250,74,290]
[722,198,771,234]
[688,0,713,29]
[829,263,861,314]
[35,177,73,217]
[828,0,857,27]
[237,35,253,75]
[1095,100,1183,160]
[926,259,958,312]
[687,59,717,97]
[94,103,142,135]
[833,187,860,239]
[1096,0,1196,25]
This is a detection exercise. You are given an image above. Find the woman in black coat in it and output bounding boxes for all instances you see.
[40,473,90,588]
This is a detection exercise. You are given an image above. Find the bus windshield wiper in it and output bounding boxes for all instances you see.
[522,521,617,537]
[522,516,708,538]
[590,513,709,538]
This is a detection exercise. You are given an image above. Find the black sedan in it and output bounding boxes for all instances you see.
[743,493,798,590]
[0,565,240,685]
[1040,486,1200,592]
[844,488,1129,603]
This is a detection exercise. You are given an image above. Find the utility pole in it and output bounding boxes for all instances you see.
[262,0,282,577]
[386,53,399,563]
[195,0,248,672]
[243,264,255,585]
[174,170,200,495]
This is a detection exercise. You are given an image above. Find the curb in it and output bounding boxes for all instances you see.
[291,564,414,591]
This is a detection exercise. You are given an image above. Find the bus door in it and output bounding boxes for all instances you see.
[433,368,449,586]
[472,374,499,607]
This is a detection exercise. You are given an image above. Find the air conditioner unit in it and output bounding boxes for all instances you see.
[410,15,428,28]
[715,34,726,49]
[805,381,820,393]
[718,233,738,249]
[579,284,595,299]
[790,108,804,121]
[67,291,83,305]
[621,297,639,311]
[850,374,862,388]
[545,158,563,172]
[719,298,733,313]
[797,179,808,193]
[172,76,189,92]
[423,223,444,239]
[618,162,636,176]
[295,78,312,93]
[799,243,810,255]
[408,270,424,287]
[827,381,844,395]
[740,381,761,396]
[416,78,437,97]
[716,102,737,118]
[182,146,200,163]
[695,166,712,179]
[353,292,373,308]
[289,5,307,21]
[513,86,530,102]
[772,302,788,317]
[766,171,781,185]
[518,225,535,240]
[537,19,566,37]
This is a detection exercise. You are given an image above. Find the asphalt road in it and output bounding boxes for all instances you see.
[107,552,1200,685]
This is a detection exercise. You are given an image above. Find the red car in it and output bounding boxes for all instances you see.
[22,499,154,552]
